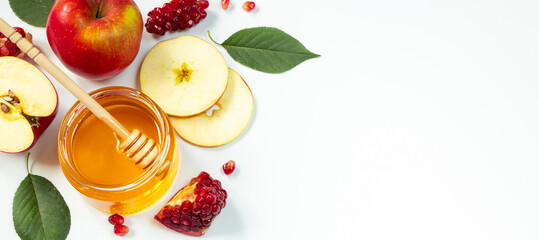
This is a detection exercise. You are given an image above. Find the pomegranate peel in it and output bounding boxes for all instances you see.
[155,171,227,236]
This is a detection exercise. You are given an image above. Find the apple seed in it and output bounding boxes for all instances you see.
[4,90,20,105]
[1,103,9,113]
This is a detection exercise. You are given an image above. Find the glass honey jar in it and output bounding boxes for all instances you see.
[58,86,180,215]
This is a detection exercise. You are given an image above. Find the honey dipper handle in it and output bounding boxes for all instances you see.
[0,17,130,139]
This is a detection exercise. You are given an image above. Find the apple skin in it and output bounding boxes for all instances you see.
[46,0,143,81]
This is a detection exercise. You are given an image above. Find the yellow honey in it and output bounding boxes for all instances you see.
[58,87,179,215]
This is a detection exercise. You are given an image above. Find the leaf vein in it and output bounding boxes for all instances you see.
[223,44,318,57]
[28,176,49,238]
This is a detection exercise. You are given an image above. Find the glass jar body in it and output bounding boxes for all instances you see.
[58,87,180,215]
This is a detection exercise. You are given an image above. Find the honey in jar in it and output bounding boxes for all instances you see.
[58,87,180,215]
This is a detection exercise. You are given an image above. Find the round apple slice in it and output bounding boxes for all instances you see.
[170,69,253,147]
[140,35,228,117]
[0,57,58,153]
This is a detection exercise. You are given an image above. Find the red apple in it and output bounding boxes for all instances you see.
[46,0,143,81]
[0,57,58,153]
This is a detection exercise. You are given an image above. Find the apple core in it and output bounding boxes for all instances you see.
[173,63,193,84]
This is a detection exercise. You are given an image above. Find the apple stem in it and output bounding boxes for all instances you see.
[25,152,30,174]
[96,0,106,19]
[22,112,39,128]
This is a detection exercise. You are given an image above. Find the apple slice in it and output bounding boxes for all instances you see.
[170,68,253,147]
[140,35,228,117]
[0,57,58,153]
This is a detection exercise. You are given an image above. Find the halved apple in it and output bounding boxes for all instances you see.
[140,35,228,117]
[170,68,253,147]
[0,57,58,153]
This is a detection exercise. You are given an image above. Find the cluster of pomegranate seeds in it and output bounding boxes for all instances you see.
[145,0,209,36]
[243,1,256,12]
[0,27,26,57]
[222,160,236,175]
[155,172,227,236]
[108,214,129,236]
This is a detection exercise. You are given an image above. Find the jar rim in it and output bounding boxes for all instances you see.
[58,86,171,192]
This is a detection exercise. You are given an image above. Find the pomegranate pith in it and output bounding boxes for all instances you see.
[223,160,236,175]
[155,172,227,236]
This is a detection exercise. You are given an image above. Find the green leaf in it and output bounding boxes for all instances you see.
[13,154,71,240]
[9,0,55,27]
[209,27,320,73]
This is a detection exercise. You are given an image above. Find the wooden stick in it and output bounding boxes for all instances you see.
[0,17,130,139]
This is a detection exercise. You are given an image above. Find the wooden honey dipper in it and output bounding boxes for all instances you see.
[0,18,158,169]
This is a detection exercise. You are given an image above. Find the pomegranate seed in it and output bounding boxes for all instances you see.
[155,7,163,15]
[186,20,194,28]
[108,214,124,225]
[164,22,173,31]
[222,160,235,175]
[242,1,255,12]
[10,48,20,56]
[190,11,200,21]
[197,0,209,9]
[114,224,129,236]
[14,27,25,38]
[221,0,229,10]
[180,12,190,21]
[164,12,174,21]
[199,11,207,20]
[0,47,9,56]
[4,41,15,49]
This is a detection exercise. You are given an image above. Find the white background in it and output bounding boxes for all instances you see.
[1,0,539,239]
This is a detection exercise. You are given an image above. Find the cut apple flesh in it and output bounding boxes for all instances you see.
[0,116,34,152]
[170,68,253,147]
[0,57,58,152]
[140,35,228,117]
